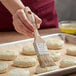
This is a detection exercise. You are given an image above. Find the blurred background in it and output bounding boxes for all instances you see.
[55,0,76,21]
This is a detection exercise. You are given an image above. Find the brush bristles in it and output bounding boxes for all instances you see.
[37,54,56,67]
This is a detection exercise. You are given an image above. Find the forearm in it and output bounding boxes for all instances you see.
[0,0,25,15]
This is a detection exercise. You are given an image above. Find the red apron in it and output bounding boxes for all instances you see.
[0,0,58,31]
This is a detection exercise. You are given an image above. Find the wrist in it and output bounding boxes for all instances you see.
[1,0,25,15]
[12,6,25,15]
[12,4,25,15]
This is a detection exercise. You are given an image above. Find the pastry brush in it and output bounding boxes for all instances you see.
[25,7,55,67]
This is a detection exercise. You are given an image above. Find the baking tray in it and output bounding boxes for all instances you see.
[0,33,76,76]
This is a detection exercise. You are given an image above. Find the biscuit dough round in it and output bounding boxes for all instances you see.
[0,62,8,74]
[22,43,36,55]
[13,56,37,68]
[45,38,64,50]
[66,46,76,56]
[60,56,76,68]
[0,50,19,60]
[49,50,61,62]
[35,65,59,74]
[8,68,30,76]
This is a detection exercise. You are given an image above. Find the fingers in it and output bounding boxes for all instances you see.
[34,14,42,29]
[13,14,33,37]
[16,9,34,31]
[13,7,42,37]
[24,7,42,29]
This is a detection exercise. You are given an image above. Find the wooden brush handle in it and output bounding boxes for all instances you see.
[31,13,40,37]
[24,7,40,37]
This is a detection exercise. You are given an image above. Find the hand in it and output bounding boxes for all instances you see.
[13,7,42,37]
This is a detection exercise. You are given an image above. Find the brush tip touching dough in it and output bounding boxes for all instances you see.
[35,65,59,74]
[8,68,30,76]
[13,56,37,68]
[0,50,19,60]
[0,62,8,74]
[22,43,36,55]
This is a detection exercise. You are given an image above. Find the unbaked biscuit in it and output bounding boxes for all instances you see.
[60,56,76,68]
[22,43,36,55]
[13,56,37,68]
[49,50,61,62]
[35,65,59,74]
[33,75,37,76]
[66,45,76,56]
[8,68,30,76]
[0,62,8,74]
[45,38,64,50]
[0,50,19,60]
